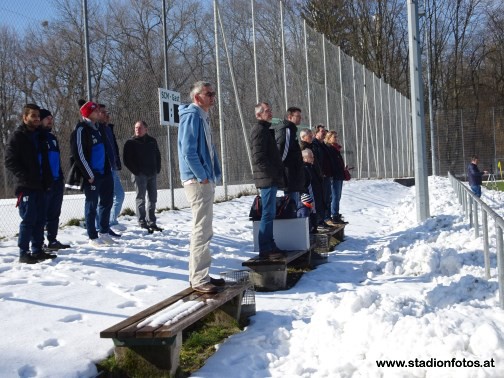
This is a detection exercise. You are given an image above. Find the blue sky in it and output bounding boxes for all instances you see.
[0,0,56,34]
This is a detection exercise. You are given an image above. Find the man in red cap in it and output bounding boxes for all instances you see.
[66,101,115,247]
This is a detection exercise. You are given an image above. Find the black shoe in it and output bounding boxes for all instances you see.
[46,240,71,250]
[148,224,163,232]
[108,229,122,237]
[19,253,41,264]
[139,223,149,229]
[192,282,219,294]
[35,251,58,260]
[210,277,226,286]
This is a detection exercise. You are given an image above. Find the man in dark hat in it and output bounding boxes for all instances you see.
[40,109,70,251]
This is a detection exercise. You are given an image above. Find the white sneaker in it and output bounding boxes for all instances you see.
[99,233,116,245]
[89,238,106,247]
[111,224,127,231]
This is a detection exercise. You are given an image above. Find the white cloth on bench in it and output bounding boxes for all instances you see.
[137,300,206,328]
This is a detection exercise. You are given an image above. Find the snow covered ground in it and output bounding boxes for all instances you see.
[1,177,504,378]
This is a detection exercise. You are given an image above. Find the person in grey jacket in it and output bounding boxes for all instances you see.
[123,120,162,231]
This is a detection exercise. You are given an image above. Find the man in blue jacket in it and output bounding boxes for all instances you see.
[40,109,70,251]
[467,155,488,198]
[178,81,224,294]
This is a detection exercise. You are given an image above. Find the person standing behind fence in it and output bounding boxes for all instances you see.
[467,155,487,198]
[5,104,55,263]
[312,124,332,226]
[123,120,162,232]
[251,102,286,260]
[178,81,224,294]
[273,107,305,208]
[67,101,115,247]
[39,109,70,251]
[97,104,125,234]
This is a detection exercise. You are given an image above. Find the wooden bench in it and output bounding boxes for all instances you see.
[242,249,311,291]
[100,281,252,376]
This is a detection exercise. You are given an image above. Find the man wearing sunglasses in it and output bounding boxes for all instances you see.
[178,81,223,294]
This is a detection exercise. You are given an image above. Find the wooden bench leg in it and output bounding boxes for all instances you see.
[248,266,287,291]
[113,333,182,376]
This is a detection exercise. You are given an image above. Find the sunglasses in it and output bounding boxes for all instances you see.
[200,91,216,98]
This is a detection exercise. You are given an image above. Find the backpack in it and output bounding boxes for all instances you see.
[249,195,297,220]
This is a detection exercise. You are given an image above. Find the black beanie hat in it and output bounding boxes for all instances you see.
[40,109,52,120]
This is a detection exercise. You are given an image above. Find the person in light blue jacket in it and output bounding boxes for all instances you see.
[178,81,223,294]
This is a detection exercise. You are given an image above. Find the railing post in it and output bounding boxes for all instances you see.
[468,196,472,225]
[482,210,490,279]
[473,199,479,238]
[496,225,504,309]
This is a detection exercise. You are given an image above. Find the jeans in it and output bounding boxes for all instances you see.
[470,184,482,198]
[133,174,158,226]
[184,182,215,286]
[84,173,113,239]
[18,190,46,255]
[330,178,343,217]
[259,186,278,253]
[109,170,125,225]
[45,178,64,243]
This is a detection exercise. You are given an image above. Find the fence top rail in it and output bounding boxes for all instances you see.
[448,171,504,229]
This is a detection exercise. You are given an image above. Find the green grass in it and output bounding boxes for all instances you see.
[483,181,504,191]
[64,218,84,227]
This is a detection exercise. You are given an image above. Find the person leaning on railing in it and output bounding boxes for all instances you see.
[467,155,488,198]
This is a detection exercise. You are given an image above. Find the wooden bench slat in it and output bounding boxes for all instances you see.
[242,250,308,267]
[100,287,195,338]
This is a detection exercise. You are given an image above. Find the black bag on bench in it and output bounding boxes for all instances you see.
[249,195,297,221]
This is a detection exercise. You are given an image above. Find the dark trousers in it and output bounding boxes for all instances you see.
[133,174,158,226]
[18,190,46,255]
[83,173,113,239]
[45,178,64,243]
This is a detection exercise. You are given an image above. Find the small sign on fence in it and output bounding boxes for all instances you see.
[158,88,180,127]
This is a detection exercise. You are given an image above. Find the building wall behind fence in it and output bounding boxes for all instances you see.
[0,0,412,238]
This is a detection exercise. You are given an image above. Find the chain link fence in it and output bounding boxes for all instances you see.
[0,0,412,238]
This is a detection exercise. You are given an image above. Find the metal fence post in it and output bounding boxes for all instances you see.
[473,199,479,238]
[496,225,504,308]
[482,210,490,279]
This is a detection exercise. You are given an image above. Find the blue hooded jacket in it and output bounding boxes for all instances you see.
[177,103,221,183]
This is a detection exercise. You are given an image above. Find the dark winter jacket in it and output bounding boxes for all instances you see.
[273,119,305,191]
[5,124,53,195]
[66,121,111,190]
[123,134,161,176]
[326,143,346,180]
[467,163,484,186]
[250,120,284,189]
[101,123,122,171]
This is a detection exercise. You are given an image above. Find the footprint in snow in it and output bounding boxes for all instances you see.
[37,338,60,349]
[59,314,82,323]
[117,301,137,309]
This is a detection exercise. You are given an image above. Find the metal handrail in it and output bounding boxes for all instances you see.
[448,172,504,308]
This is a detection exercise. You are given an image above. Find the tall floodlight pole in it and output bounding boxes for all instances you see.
[83,0,92,100]
[407,0,430,222]
[251,0,259,103]
[214,0,227,199]
[162,0,174,210]
[424,7,437,176]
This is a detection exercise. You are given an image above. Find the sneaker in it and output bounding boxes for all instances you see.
[210,277,226,286]
[19,253,40,264]
[46,240,71,250]
[99,233,116,245]
[108,229,122,238]
[89,238,107,247]
[192,282,219,294]
[111,223,127,231]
